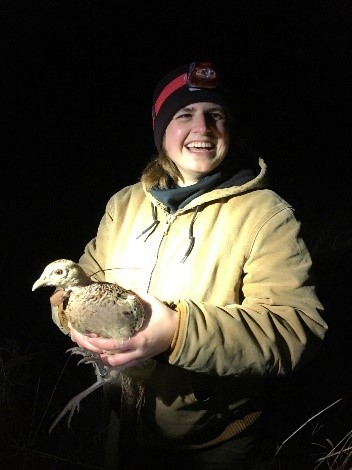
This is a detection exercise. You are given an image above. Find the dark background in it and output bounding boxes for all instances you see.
[1,1,351,469]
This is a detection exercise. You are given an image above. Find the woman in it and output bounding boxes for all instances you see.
[51,62,327,469]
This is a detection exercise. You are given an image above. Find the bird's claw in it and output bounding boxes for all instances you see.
[66,347,109,378]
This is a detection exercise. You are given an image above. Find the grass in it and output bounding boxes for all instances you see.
[1,339,351,469]
[271,398,352,470]
[0,338,109,469]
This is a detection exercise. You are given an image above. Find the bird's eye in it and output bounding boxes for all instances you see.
[55,269,64,275]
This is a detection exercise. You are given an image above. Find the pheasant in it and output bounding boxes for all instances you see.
[32,259,155,433]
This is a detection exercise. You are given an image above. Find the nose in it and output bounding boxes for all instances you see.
[192,113,209,133]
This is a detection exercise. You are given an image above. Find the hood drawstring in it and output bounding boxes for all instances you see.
[136,203,199,263]
[181,206,199,263]
[136,203,159,241]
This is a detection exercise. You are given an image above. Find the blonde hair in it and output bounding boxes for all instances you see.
[140,149,182,190]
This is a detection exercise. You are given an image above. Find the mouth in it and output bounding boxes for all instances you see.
[186,141,215,151]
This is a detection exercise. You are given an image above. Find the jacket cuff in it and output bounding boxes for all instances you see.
[167,301,188,363]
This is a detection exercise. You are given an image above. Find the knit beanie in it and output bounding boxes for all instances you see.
[152,61,231,152]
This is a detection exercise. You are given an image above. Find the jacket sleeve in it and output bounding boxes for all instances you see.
[168,206,327,377]
[78,196,116,282]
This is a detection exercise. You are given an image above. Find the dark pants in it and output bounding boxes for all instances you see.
[104,411,263,470]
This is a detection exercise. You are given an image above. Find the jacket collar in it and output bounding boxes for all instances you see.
[151,168,256,213]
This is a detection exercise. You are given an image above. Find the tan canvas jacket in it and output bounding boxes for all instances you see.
[53,157,327,447]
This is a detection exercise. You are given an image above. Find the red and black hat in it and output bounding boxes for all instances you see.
[152,61,231,152]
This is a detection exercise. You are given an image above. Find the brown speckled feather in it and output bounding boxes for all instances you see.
[32,259,155,433]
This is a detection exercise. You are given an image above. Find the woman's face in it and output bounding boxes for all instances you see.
[164,102,230,186]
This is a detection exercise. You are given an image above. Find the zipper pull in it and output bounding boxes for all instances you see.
[163,213,175,234]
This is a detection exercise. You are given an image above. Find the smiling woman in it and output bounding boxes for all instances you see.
[47,60,327,469]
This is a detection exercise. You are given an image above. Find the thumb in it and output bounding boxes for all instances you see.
[50,289,69,306]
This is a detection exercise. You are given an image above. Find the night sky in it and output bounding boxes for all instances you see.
[1,1,351,468]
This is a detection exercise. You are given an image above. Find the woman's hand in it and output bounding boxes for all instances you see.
[69,291,179,368]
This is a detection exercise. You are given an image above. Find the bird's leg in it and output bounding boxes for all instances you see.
[48,347,112,434]
[49,379,106,433]
[67,346,109,378]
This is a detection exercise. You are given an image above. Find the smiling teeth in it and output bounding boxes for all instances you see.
[187,142,213,148]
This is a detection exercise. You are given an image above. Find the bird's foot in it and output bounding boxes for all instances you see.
[66,346,109,378]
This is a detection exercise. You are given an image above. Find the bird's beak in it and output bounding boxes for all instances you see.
[32,278,45,291]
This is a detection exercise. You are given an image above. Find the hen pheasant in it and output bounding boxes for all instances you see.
[32,259,155,433]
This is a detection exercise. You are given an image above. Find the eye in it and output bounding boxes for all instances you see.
[55,269,64,275]
[175,112,192,120]
[210,111,226,121]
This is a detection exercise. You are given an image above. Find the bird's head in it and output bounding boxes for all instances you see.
[32,259,92,291]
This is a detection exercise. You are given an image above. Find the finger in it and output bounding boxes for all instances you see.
[69,330,99,351]
[50,290,68,306]
[101,352,142,368]
[87,336,126,350]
